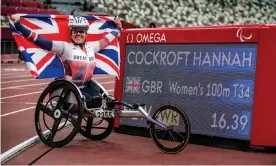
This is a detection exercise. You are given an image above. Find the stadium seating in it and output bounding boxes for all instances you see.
[89,0,276,27]
[1,0,275,28]
[1,0,60,27]
[1,0,60,16]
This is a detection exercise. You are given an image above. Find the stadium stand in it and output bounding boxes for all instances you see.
[0,0,137,63]
[1,0,275,62]
[88,0,276,27]
[1,0,61,63]
[1,1,60,16]
[3,0,274,28]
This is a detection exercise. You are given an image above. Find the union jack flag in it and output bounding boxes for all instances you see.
[125,77,141,93]
[8,14,120,79]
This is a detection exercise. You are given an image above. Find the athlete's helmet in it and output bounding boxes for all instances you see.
[68,16,89,31]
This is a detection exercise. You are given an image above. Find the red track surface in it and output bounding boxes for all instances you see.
[1,63,276,165]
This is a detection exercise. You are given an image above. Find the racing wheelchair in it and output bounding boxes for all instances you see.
[34,78,191,154]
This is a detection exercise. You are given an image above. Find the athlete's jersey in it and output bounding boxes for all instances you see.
[14,21,120,86]
[52,42,97,86]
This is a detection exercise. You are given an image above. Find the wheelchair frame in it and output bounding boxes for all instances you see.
[35,78,191,154]
[54,78,169,128]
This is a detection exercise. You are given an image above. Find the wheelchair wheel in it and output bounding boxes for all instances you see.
[80,116,114,140]
[34,80,83,148]
[149,104,191,154]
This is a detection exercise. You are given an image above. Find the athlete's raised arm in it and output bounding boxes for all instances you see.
[88,17,122,53]
[12,15,65,55]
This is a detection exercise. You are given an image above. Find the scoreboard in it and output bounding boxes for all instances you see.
[121,43,257,140]
[114,25,276,147]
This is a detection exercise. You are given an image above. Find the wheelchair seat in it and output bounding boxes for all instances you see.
[48,79,107,110]
[85,96,103,109]
[80,80,104,109]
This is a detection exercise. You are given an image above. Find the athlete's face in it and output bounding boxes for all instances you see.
[71,27,87,44]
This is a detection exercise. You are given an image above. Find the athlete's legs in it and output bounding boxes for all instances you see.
[80,81,102,108]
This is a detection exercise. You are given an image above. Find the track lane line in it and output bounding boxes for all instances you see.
[1,102,37,104]
[1,91,42,100]
[2,68,27,71]
[1,76,113,84]
[1,80,114,98]
[1,75,32,79]
[1,83,50,90]
[0,122,70,164]
[0,88,115,163]
[0,89,114,117]
[1,72,30,75]
[1,79,45,84]
[1,80,114,90]
[0,106,36,117]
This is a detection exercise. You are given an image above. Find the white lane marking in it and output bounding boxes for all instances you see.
[0,85,113,100]
[0,74,113,79]
[1,83,50,90]
[1,87,46,90]
[1,76,113,84]
[1,79,45,84]
[3,68,27,71]
[1,86,114,99]
[0,102,37,104]
[1,79,114,90]
[1,91,42,99]
[95,76,115,80]
[0,89,114,116]
[101,81,114,85]
[1,69,29,72]
[0,106,36,117]
[0,134,41,164]
[1,89,113,104]
[0,122,70,164]
[1,72,30,75]
[1,74,31,79]
[0,73,31,77]
[0,82,115,162]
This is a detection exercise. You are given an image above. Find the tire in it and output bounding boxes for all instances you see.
[80,117,114,140]
[149,104,191,154]
[34,80,83,148]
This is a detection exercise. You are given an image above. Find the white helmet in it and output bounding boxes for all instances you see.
[68,16,89,30]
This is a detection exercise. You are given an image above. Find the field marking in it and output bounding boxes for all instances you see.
[0,88,113,103]
[1,83,50,90]
[0,73,31,77]
[100,81,114,85]
[0,101,37,104]
[1,71,30,74]
[1,91,42,99]
[1,75,31,79]
[3,68,27,71]
[1,85,113,99]
[1,79,44,84]
[1,76,113,84]
[0,106,36,117]
[0,89,114,117]
[1,79,114,90]
[0,87,45,90]
[0,122,70,164]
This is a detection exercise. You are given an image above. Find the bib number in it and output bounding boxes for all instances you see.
[94,110,114,118]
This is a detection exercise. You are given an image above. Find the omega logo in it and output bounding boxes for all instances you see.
[126,33,166,43]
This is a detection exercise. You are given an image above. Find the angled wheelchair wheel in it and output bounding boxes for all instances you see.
[80,116,114,140]
[149,104,191,154]
[34,80,83,148]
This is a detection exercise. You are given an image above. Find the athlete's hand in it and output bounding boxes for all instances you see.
[11,14,21,23]
[114,16,122,29]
